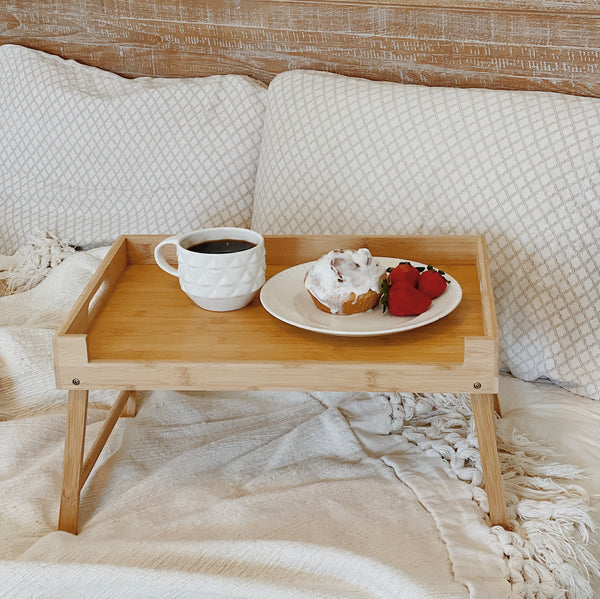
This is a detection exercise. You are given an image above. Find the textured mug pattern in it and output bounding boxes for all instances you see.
[179,245,265,299]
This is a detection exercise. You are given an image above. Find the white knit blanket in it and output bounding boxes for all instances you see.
[0,246,598,598]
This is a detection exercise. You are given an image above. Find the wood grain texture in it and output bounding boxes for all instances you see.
[2,0,600,96]
[471,393,508,527]
[57,236,128,336]
[54,234,500,394]
[80,389,135,488]
[58,389,88,535]
[59,387,135,534]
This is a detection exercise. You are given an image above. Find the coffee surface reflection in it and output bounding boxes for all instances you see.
[187,239,256,254]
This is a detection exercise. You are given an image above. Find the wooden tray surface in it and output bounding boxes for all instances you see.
[54,235,498,393]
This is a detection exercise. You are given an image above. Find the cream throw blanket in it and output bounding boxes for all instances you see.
[0,247,597,598]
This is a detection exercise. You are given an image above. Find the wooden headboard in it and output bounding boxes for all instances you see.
[2,0,599,97]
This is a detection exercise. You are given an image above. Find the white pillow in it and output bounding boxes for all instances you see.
[252,70,600,401]
[0,44,267,253]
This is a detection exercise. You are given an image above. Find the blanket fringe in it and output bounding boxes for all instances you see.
[0,231,75,295]
[389,392,600,599]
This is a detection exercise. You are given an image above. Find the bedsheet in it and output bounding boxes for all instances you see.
[500,375,600,514]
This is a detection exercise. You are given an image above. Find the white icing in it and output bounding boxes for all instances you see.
[304,248,383,314]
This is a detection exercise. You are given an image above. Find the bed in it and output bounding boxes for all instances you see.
[1,1,599,598]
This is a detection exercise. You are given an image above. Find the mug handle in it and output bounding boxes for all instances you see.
[154,235,182,277]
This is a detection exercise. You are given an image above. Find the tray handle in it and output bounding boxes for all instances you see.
[57,236,128,336]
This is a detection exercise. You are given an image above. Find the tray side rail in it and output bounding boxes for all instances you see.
[54,236,129,384]
[469,235,500,393]
[123,234,482,268]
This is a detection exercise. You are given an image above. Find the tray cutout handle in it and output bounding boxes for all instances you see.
[87,279,109,323]
[58,237,128,336]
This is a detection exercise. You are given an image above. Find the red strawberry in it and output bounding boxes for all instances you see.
[417,268,447,299]
[388,262,419,287]
[387,283,431,316]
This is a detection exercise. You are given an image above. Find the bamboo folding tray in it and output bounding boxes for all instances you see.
[54,234,499,394]
[53,234,507,534]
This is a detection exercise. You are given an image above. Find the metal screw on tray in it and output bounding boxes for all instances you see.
[473,382,482,389]
[72,378,80,386]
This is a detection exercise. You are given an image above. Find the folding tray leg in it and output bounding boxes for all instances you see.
[58,389,89,535]
[492,393,502,417]
[121,390,137,417]
[471,393,509,529]
[58,389,136,534]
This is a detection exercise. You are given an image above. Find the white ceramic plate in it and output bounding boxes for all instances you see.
[260,257,462,337]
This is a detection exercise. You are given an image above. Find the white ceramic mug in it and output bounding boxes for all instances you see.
[154,227,266,311]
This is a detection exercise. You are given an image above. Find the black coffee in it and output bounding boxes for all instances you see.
[187,239,256,254]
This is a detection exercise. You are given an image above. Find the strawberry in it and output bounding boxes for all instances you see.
[387,262,419,287]
[417,266,448,299]
[386,283,431,316]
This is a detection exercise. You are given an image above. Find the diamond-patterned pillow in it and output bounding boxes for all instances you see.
[0,44,267,253]
[252,70,600,400]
